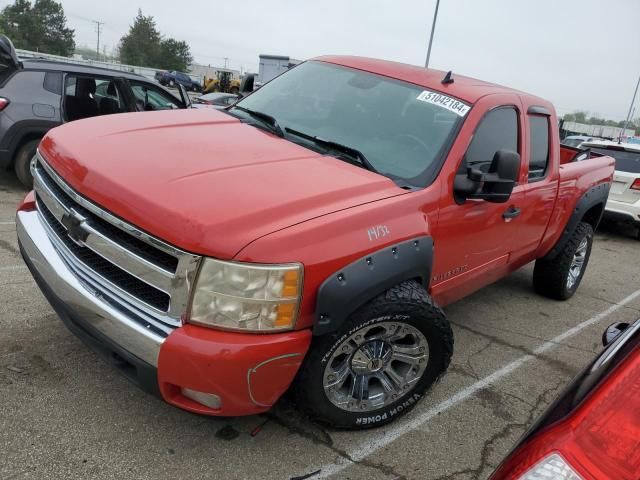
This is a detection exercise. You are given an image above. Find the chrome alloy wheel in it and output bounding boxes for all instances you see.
[323,321,429,412]
[567,237,589,289]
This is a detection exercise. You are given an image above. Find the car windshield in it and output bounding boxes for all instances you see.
[590,147,640,173]
[234,61,468,186]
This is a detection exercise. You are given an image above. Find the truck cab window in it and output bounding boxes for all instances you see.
[462,107,518,172]
[528,115,550,180]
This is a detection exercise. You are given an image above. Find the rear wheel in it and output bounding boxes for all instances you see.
[533,221,594,300]
[14,139,39,189]
[295,281,453,429]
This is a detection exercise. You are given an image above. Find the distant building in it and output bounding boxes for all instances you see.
[561,121,635,140]
[255,55,301,88]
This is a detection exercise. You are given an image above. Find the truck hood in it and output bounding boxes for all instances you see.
[40,109,405,258]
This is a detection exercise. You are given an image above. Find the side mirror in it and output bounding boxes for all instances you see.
[602,322,629,347]
[454,150,520,204]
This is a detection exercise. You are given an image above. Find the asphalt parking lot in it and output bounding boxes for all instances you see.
[1,172,639,480]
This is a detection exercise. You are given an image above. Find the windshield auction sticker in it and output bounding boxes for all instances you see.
[416,90,470,117]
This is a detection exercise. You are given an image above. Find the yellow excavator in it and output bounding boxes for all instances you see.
[203,71,240,94]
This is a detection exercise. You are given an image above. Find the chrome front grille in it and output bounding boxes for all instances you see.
[33,152,200,327]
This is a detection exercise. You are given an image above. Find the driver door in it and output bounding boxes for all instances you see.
[430,96,526,306]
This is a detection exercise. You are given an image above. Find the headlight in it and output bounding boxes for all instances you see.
[188,258,303,332]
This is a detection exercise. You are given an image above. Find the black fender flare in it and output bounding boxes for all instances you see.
[313,236,433,336]
[545,182,610,259]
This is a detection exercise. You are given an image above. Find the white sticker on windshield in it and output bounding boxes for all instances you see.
[416,90,470,117]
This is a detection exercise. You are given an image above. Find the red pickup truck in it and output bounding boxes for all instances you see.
[16,56,615,428]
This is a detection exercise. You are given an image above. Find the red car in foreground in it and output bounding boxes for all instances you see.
[491,319,640,480]
[16,53,615,428]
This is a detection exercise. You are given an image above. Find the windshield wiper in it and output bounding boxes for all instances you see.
[284,127,377,172]
[232,106,284,137]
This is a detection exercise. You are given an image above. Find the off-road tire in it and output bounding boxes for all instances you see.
[14,139,39,189]
[295,280,453,429]
[533,221,594,300]
[230,86,239,94]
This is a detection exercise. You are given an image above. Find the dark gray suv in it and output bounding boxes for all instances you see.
[0,36,192,187]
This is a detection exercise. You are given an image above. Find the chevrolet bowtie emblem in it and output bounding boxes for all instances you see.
[60,210,89,246]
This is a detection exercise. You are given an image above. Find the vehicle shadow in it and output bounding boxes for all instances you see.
[0,170,25,193]
[597,218,639,242]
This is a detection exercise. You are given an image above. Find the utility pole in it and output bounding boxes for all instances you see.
[424,0,441,68]
[224,57,229,69]
[92,20,104,60]
[621,73,640,141]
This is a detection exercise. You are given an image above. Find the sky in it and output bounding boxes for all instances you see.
[5,0,640,120]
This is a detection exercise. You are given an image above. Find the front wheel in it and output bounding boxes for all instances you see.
[295,281,453,429]
[533,221,594,300]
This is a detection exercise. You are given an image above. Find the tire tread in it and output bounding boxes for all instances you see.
[533,221,593,300]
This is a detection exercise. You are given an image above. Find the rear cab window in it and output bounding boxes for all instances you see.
[528,115,550,180]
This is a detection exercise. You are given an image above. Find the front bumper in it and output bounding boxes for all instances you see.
[605,198,640,226]
[17,208,312,416]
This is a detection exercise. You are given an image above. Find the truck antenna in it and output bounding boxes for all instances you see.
[442,71,454,84]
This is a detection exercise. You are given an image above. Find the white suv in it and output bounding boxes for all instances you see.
[582,140,640,239]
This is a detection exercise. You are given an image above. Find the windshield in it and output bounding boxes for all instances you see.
[590,147,640,173]
[234,61,468,186]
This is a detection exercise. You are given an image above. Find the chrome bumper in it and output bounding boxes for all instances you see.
[17,210,166,366]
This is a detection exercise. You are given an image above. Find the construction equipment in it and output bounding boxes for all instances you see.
[203,71,240,94]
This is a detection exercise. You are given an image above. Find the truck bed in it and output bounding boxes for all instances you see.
[537,149,615,257]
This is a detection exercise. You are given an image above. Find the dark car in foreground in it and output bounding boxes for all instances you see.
[491,318,640,480]
[0,35,191,187]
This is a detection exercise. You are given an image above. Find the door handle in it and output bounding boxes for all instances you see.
[503,207,521,220]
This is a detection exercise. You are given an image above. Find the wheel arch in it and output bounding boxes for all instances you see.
[545,182,609,260]
[313,236,433,336]
[582,202,605,230]
[2,120,55,168]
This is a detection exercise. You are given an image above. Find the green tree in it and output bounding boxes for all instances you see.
[158,38,192,71]
[118,9,162,67]
[573,111,588,123]
[118,10,192,71]
[0,0,74,56]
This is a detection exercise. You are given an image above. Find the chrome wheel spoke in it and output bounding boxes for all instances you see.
[567,237,589,289]
[324,362,350,390]
[380,367,404,389]
[391,351,426,365]
[323,321,429,412]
